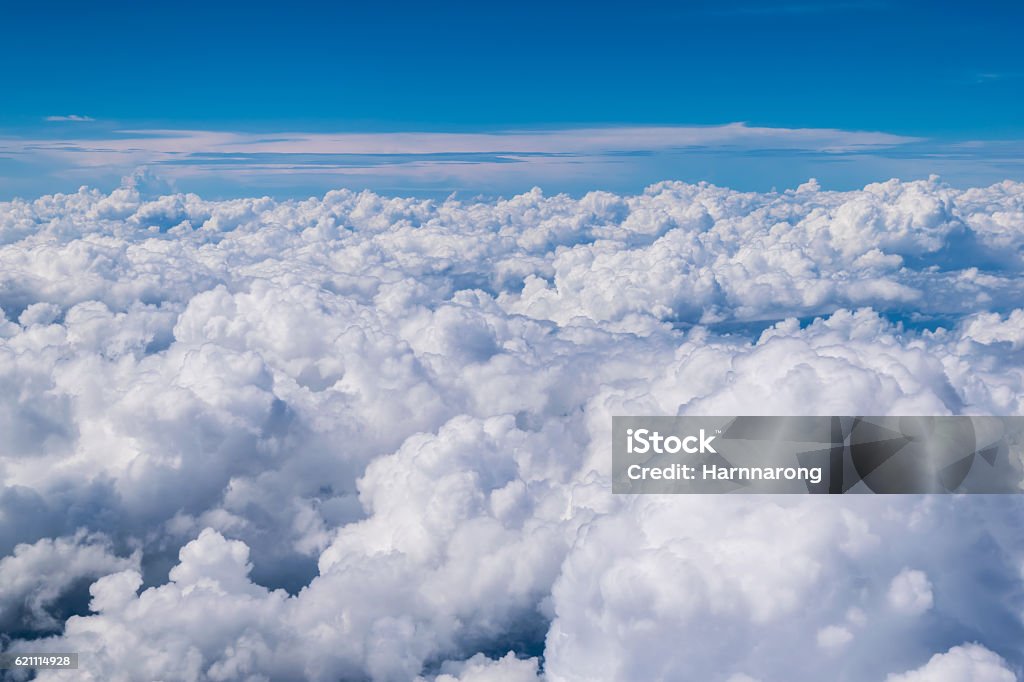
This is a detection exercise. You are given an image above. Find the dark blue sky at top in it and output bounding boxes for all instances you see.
[2,0,1022,137]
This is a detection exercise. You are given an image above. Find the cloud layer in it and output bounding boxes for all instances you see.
[4,123,1024,198]
[1,177,1022,680]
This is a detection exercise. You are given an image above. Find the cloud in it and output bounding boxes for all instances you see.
[885,643,1017,682]
[6,122,1024,198]
[0,122,943,199]
[816,624,854,650]
[43,115,95,122]
[0,531,138,634]
[0,122,917,192]
[539,494,1023,681]
[887,568,935,616]
[423,653,540,682]
[0,178,1023,679]
[11,122,915,158]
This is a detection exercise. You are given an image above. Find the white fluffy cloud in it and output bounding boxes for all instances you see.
[0,532,138,633]
[816,624,854,650]
[887,568,935,616]
[1,178,1023,680]
[422,653,541,682]
[886,644,1017,682]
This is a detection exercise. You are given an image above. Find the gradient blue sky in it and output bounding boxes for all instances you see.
[2,0,1023,198]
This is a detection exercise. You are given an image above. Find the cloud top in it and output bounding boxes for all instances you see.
[0,178,1022,680]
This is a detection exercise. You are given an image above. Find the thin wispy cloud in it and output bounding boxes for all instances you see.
[1,123,1022,198]
[0,123,927,197]
[10,123,917,157]
[972,72,1024,83]
[43,114,96,122]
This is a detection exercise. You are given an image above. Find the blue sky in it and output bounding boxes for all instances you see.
[2,0,1023,198]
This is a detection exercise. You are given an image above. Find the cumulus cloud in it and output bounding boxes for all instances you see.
[1,177,1023,680]
[887,568,935,616]
[816,624,854,650]
[422,653,540,682]
[0,532,138,633]
[886,643,1017,682]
